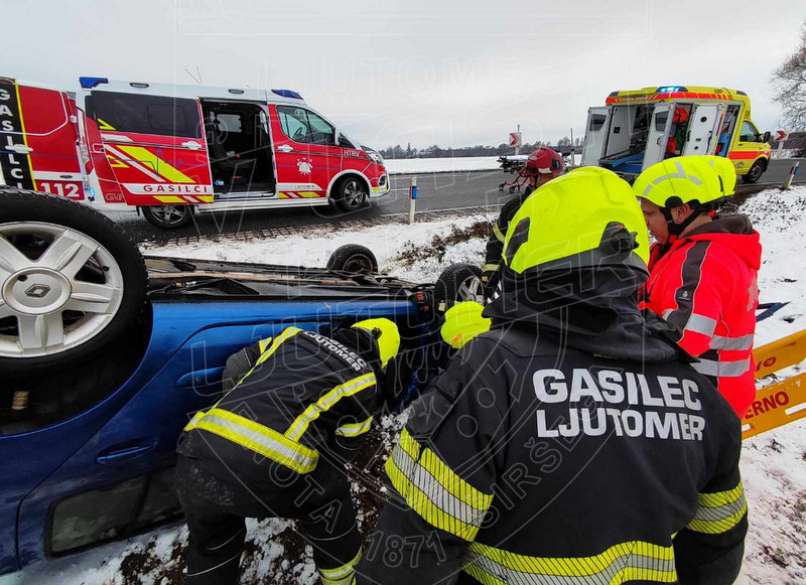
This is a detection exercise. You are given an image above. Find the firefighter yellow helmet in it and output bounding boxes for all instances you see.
[440,301,491,349]
[352,318,400,368]
[502,167,649,274]
[633,155,736,209]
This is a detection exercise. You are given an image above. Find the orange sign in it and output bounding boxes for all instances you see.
[742,330,806,439]
[742,373,806,439]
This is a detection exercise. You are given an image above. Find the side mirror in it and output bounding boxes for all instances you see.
[761,131,771,143]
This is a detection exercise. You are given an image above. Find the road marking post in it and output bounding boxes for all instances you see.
[408,176,417,224]
[782,161,799,191]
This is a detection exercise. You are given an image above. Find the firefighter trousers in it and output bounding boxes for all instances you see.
[176,455,362,585]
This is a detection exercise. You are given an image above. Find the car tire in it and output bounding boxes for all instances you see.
[326,244,378,273]
[333,176,369,212]
[141,205,194,229]
[0,189,148,377]
[741,160,766,184]
[433,263,484,311]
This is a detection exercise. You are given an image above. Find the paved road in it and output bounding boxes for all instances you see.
[119,159,803,244]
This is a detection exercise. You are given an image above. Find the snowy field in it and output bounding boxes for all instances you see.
[383,154,582,174]
[8,187,805,584]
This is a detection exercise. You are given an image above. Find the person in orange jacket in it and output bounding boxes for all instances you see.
[634,155,761,417]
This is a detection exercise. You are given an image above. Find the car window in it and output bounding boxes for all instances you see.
[277,106,310,142]
[277,106,336,146]
[305,111,336,145]
[739,121,758,142]
[85,91,201,138]
[589,114,607,131]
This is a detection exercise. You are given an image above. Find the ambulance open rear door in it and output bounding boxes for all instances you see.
[581,107,610,166]
[641,103,674,170]
[682,104,723,156]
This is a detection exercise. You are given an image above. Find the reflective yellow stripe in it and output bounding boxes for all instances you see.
[97,118,116,130]
[255,327,302,366]
[698,483,744,508]
[257,336,273,353]
[117,145,195,183]
[481,263,499,273]
[186,407,318,474]
[419,442,493,512]
[285,373,376,441]
[298,191,322,198]
[492,222,505,243]
[14,83,37,191]
[232,327,302,391]
[688,484,747,534]
[467,540,677,584]
[384,428,493,541]
[320,548,362,585]
[385,452,482,541]
[397,426,422,460]
[154,195,185,204]
[335,416,373,437]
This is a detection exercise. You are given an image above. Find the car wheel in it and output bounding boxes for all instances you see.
[334,177,369,212]
[142,205,194,229]
[0,189,147,376]
[741,160,766,184]
[326,244,378,273]
[434,263,484,311]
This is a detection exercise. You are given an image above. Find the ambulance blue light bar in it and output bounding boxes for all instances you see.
[272,89,303,100]
[79,77,109,89]
[656,85,687,93]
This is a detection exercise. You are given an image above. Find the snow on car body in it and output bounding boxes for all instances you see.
[0,76,390,228]
[581,85,772,183]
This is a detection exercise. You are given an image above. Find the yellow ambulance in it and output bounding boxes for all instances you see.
[581,85,771,183]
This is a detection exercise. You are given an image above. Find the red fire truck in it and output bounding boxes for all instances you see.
[0,76,390,228]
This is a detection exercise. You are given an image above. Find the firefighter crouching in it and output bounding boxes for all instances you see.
[482,147,565,299]
[358,168,747,585]
[176,319,400,585]
[634,155,761,417]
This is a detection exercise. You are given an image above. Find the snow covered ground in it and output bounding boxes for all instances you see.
[7,187,804,584]
[384,154,582,174]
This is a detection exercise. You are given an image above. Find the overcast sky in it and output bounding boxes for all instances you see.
[1,0,803,149]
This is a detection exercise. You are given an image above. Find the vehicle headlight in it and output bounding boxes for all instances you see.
[367,151,384,165]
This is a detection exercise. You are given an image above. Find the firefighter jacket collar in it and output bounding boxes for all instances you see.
[484,266,680,363]
[652,214,761,272]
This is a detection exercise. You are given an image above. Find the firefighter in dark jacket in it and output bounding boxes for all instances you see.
[482,147,564,299]
[176,318,400,585]
[358,168,747,585]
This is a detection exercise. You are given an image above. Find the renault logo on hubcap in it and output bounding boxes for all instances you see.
[25,284,51,298]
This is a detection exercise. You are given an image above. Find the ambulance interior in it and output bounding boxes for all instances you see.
[598,102,736,176]
[201,100,275,195]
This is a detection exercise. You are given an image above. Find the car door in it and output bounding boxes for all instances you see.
[581,107,610,166]
[0,78,85,199]
[271,104,337,200]
[641,103,675,170]
[682,103,723,156]
[78,82,213,206]
[728,119,768,174]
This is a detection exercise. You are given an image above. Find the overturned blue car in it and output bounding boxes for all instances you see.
[0,189,479,574]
